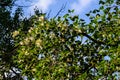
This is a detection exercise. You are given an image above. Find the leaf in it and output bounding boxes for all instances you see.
[68,9,74,13]
[99,0,105,5]
[63,14,69,18]
[86,13,90,16]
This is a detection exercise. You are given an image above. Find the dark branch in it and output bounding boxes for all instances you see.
[10,68,23,79]
[54,3,67,18]
[46,9,52,19]
[13,3,34,7]
[82,33,105,44]
[81,32,118,46]
[9,45,19,54]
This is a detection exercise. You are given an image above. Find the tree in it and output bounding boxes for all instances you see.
[5,0,120,79]
[0,0,29,79]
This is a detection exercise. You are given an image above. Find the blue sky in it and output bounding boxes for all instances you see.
[16,0,99,21]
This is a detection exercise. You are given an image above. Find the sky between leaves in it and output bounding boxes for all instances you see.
[15,0,99,20]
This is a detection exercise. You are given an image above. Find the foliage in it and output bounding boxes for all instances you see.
[0,0,27,79]
[12,0,120,79]
[0,0,120,80]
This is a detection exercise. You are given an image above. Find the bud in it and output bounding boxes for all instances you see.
[50,32,55,38]
[25,51,29,55]
[12,31,19,38]
[39,16,44,21]
[28,27,34,33]
[20,41,24,45]
[35,39,42,47]
[41,22,44,26]
[24,37,30,45]
[29,36,34,41]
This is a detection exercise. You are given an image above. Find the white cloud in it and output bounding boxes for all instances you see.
[71,0,94,14]
[29,0,55,12]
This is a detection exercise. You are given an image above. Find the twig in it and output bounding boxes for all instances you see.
[81,32,118,46]
[54,2,67,18]
[10,68,23,79]
[46,9,52,19]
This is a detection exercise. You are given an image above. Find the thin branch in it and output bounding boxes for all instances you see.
[10,68,23,79]
[9,45,19,54]
[82,33,105,44]
[46,9,52,19]
[13,3,34,7]
[54,2,67,18]
[81,32,118,46]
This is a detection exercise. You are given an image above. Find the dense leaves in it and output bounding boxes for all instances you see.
[0,0,120,80]
[0,0,26,79]
[12,0,120,79]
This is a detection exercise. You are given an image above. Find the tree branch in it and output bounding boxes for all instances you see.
[81,32,118,46]
[54,3,67,18]
[10,68,23,79]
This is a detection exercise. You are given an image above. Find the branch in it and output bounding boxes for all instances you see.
[54,3,67,18]
[82,33,105,44]
[10,68,23,79]
[9,45,19,54]
[13,3,34,7]
[81,32,118,46]
[46,9,52,19]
